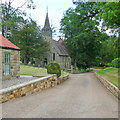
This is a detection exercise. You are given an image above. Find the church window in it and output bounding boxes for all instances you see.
[62,57,64,62]
[53,53,55,61]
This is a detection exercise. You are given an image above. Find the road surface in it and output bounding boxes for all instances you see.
[2,72,118,118]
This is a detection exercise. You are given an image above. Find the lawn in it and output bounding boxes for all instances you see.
[96,67,119,89]
[20,65,47,76]
[20,64,68,77]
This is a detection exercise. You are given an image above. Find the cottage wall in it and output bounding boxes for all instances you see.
[0,48,2,82]
[0,48,20,81]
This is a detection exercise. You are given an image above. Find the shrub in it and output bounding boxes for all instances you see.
[105,63,112,67]
[111,58,120,68]
[86,68,93,72]
[47,62,61,77]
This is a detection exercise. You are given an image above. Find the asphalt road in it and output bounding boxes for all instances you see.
[2,72,118,118]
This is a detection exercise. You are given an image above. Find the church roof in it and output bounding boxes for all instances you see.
[0,35,20,50]
[52,38,69,56]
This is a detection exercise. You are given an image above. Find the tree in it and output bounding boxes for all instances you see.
[60,2,108,69]
[93,2,120,28]
[92,2,120,65]
[1,0,36,38]
[32,26,50,62]
[99,38,114,64]
[11,19,49,65]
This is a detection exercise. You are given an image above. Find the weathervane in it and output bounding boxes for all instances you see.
[46,6,48,13]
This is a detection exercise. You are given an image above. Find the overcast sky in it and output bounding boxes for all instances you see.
[1,0,117,38]
[2,0,76,39]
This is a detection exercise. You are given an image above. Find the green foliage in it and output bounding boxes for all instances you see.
[86,68,93,72]
[11,19,49,65]
[79,69,86,72]
[1,0,35,38]
[61,2,119,69]
[60,2,108,69]
[105,63,112,67]
[93,37,118,67]
[47,62,61,77]
[111,58,120,68]
[98,37,115,65]
[1,0,46,65]
[93,2,120,28]
[75,67,93,72]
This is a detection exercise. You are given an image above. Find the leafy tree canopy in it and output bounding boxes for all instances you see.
[60,2,109,69]
[92,2,120,28]
[1,0,36,38]
[11,18,49,65]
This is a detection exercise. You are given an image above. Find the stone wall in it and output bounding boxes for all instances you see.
[59,56,71,69]
[0,48,2,81]
[1,48,20,81]
[0,74,69,103]
[94,72,120,99]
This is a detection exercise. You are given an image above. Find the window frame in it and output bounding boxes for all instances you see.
[4,52,10,76]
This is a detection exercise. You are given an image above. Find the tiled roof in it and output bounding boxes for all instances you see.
[0,35,20,50]
[52,39,69,56]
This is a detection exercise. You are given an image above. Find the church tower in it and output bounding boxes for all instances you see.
[41,9,53,66]
[42,11,52,42]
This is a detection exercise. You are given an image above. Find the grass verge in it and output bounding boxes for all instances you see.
[96,67,119,89]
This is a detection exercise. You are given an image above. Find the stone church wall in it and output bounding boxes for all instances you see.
[40,12,71,70]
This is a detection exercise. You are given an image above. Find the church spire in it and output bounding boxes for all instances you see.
[42,7,52,38]
[43,7,51,29]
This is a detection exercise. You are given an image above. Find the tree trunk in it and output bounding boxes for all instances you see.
[5,25,8,38]
[24,56,28,65]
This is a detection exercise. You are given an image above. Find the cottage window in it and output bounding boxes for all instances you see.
[4,52,10,75]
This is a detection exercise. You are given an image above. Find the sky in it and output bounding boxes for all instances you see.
[1,0,76,40]
[1,0,117,38]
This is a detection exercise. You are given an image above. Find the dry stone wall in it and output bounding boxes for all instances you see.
[94,72,120,99]
[0,74,69,103]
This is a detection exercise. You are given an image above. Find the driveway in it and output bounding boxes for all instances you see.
[2,72,118,118]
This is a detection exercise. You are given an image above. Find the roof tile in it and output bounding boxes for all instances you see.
[0,35,20,50]
[52,39,69,56]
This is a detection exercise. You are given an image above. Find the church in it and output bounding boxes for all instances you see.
[37,12,71,69]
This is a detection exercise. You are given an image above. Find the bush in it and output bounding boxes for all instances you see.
[105,63,112,67]
[47,62,61,77]
[111,58,120,68]
[86,68,93,72]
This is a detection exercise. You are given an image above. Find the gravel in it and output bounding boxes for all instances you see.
[1,76,38,89]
